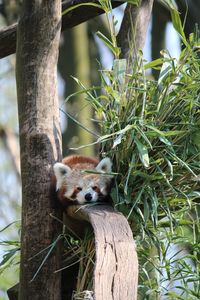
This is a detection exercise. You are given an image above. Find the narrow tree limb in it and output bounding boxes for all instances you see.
[0,0,122,59]
[7,284,18,300]
[0,126,20,181]
[0,22,17,59]
[117,0,154,69]
[67,205,138,300]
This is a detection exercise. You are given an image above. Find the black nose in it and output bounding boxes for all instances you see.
[85,193,92,202]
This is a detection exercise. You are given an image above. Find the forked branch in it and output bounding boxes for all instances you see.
[0,0,122,59]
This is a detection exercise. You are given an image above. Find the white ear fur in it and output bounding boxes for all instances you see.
[96,157,112,174]
[53,163,72,191]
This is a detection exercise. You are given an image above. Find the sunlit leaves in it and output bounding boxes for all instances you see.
[59,4,200,297]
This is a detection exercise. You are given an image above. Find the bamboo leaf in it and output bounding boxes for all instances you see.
[144,58,163,70]
[113,59,127,85]
[135,138,149,168]
[0,248,19,267]
[96,31,120,56]
[60,108,99,138]
[30,235,63,282]
[62,2,103,16]
[0,220,20,233]
[169,7,188,46]
[112,134,122,148]
[159,0,188,46]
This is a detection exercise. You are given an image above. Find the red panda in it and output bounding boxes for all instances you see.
[53,155,113,206]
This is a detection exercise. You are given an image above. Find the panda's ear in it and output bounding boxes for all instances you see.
[53,163,71,191]
[96,157,112,174]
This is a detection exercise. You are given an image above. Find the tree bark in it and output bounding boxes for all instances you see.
[16,1,62,299]
[67,205,138,300]
[0,0,122,59]
[117,0,154,70]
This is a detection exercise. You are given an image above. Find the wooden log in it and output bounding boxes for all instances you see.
[0,0,122,59]
[67,205,138,300]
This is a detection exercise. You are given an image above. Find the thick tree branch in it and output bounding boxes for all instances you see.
[67,205,138,300]
[0,0,122,59]
[117,0,154,69]
[0,22,17,59]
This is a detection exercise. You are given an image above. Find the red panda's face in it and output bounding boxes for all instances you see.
[63,174,111,204]
[53,157,113,205]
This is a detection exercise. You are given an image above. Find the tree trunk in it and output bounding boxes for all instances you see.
[117,0,154,70]
[16,1,62,299]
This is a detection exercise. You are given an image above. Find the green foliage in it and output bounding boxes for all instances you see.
[0,222,20,272]
[102,39,199,299]
[0,221,20,297]
[159,0,188,45]
[69,9,200,298]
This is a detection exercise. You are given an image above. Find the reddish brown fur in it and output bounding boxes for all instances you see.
[62,155,99,169]
[51,155,100,207]
[58,185,67,205]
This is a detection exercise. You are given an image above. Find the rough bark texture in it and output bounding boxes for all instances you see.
[67,205,138,300]
[0,0,122,59]
[16,1,62,299]
[117,0,154,69]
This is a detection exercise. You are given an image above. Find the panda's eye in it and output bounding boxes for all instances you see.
[76,187,82,191]
[92,186,98,191]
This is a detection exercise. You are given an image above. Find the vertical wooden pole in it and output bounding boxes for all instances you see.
[16,1,62,299]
